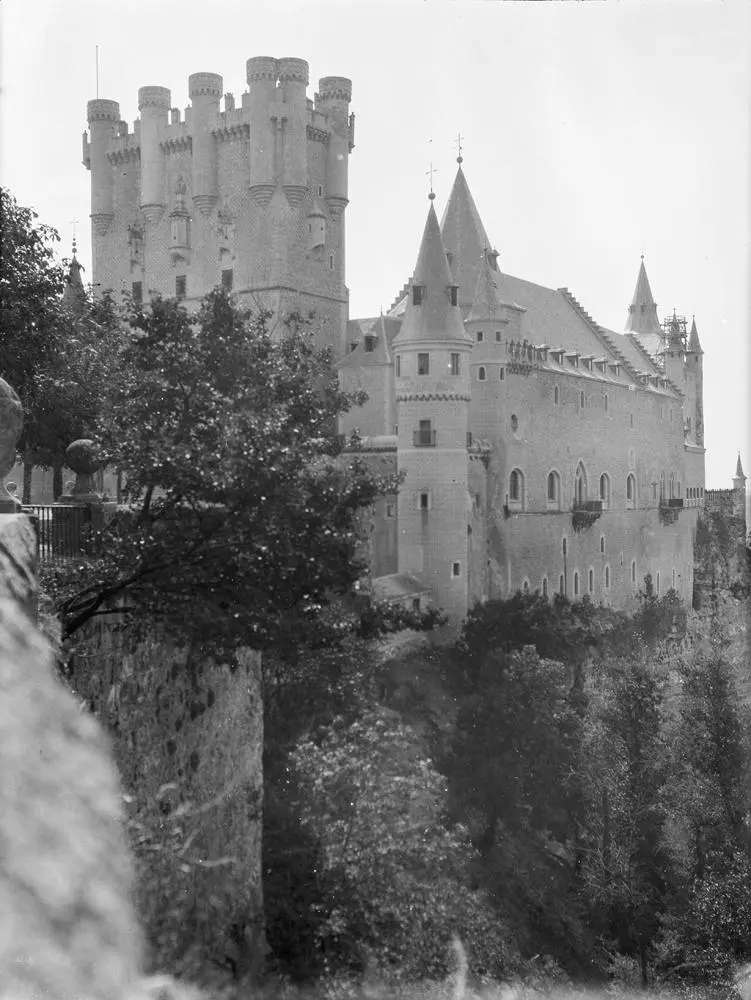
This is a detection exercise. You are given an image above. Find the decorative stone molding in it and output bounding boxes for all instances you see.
[91,213,114,236]
[277,58,309,86]
[246,56,278,83]
[326,195,348,217]
[213,123,250,143]
[108,145,141,165]
[249,184,276,208]
[283,184,307,208]
[396,392,471,403]
[192,194,217,217]
[160,135,192,155]
[306,125,329,144]
[318,76,352,103]
[138,86,171,112]
[188,72,223,99]
[87,99,120,123]
[140,205,164,227]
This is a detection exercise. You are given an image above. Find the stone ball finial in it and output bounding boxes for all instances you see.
[0,378,24,513]
[65,439,102,500]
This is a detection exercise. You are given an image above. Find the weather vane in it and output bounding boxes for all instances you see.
[70,217,80,255]
[426,162,438,200]
[455,132,464,164]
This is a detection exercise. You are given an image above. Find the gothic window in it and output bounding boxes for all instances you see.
[450,353,460,376]
[599,473,610,509]
[509,469,524,508]
[574,462,587,504]
[669,472,675,498]
[176,275,187,300]
[547,470,561,509]
[573,571,580,597]
[604,394,609,412]
[221,268,233,291]
[419,492,431,510]
[626,473,637,509]
[510,414,518,431]
[417,353,430,375]
[478,366,486,381]
[600,535,605,554]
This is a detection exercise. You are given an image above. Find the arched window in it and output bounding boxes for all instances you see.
[559,574,565,595]
[669,472,675,498]
[547,470,561,509]
[605,565,610,589]
[478,366,486,381]
[626,473,637,509]
[542,576,549,598]
[573,571,580,597]
[599,473,610,509]
[574,462,587,505]
[508,469,524,508]
[600,534,605,554]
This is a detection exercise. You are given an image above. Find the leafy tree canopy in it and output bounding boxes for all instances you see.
[50,291,398,653]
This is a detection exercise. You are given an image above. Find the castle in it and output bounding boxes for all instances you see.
[82,54,735,622]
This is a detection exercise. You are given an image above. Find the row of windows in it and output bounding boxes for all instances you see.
[132,269,234,305]
[521,564,679,600]
[509,463,685,510]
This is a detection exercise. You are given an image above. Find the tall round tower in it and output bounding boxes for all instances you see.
[188,72,222,216]
[86,99,120,236]
[317,76,352,216]
[277,57,309,207]
[393,198,474,623]
[138,86,171,225]
[246,57,278,207]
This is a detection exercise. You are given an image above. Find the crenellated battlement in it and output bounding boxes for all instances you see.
[188,72,223,100]
[137,86,171,111]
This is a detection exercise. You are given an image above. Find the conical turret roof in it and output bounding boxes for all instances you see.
[625,258,662,338]
[440,165,493,311]
[466,252,523,322]
[393,201,472,347]
[62,244,86,316]
[735,453,746,480]
[688,316,703,354]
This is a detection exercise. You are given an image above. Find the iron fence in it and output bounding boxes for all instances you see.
[24,504,93,562]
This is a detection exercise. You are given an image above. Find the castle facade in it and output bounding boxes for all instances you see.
[84,55,710,622]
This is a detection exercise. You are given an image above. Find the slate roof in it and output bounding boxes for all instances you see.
[338,314,401,369]
[688,317,703,354]
[439,165,493,311]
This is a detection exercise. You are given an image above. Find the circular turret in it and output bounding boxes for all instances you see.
[87,99,120,123]
[277,57,309,87]
[137,86,171,112]
[189,72,223,100]
[318,76,352,104]
[246,56,278,84]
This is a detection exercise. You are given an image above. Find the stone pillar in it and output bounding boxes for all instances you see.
[0,378,24,514]
[55,440,116,554]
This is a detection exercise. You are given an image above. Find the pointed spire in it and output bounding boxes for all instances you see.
[62,238,86,316]
[393,201,471,347]
[467,251,522,322]
[625,257,662,337]
[688,315,703,354]
[735,453,745,481]
[440,164,493,311]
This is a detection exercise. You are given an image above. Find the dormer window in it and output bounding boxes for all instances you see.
[566,352,580,368]
[412,284,424,306]
[609,362,621,376]
[551,348,565,364]
[364,335,375,353]
[448,285,458,306]
[581,355,594,370]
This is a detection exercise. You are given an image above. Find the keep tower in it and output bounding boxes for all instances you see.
[82,56,354,356]
[393,197,474,623]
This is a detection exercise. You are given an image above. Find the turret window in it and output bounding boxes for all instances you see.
[476,331,484,343]
[395,355,401,377]
[417,353,430,376]
[412,284,424,306]
[449,285,458,306]
[508,469,525,509]
[450,353,460,376]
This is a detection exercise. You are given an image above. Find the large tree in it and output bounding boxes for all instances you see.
[49,290,396,652]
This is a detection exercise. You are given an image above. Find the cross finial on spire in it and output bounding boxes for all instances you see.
[70,217,80,257]
[455,132,464,164]
[426,162,438,201]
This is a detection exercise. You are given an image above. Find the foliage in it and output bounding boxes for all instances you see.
[48,291,397,651]
[290,705,509,983]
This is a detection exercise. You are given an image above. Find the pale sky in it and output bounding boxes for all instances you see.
[1,0,749,488]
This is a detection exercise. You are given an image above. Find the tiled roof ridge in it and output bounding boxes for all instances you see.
[558,287,642,383]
